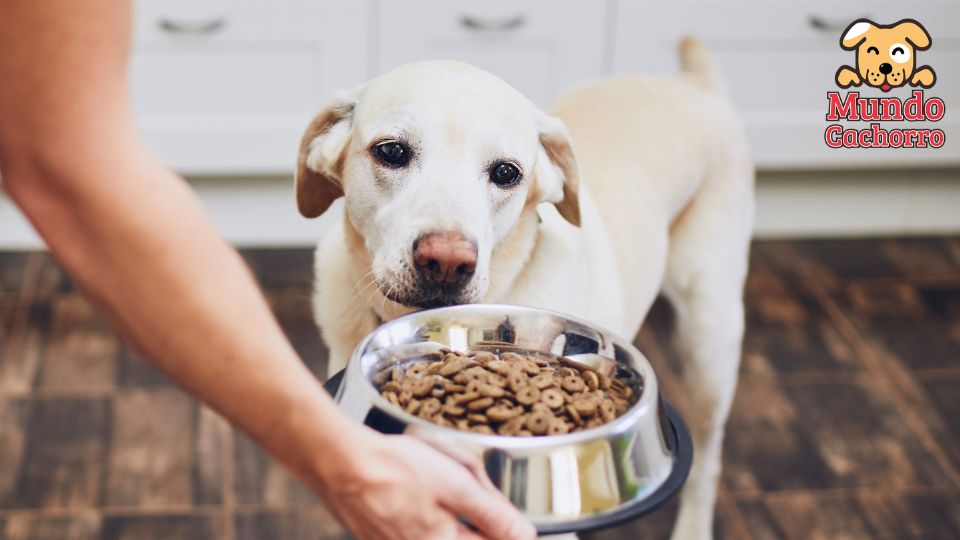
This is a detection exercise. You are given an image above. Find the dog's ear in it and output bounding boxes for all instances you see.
[296,87,361,218]
[534,112,581,227]
[840,19,875,50]
[897,19,932,50]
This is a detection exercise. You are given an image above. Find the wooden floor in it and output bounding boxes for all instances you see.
[1,238,959,539]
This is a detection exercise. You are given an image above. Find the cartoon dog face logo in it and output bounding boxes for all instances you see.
[835,19,936,92]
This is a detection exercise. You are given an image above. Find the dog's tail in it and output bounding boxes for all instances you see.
[679,37,725,93]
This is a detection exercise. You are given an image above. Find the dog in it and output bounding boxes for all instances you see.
[296,38,753,539]
[836,18,936,91]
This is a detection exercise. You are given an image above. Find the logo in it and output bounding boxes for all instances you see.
[835,19,936,92]
[825,18,945,149]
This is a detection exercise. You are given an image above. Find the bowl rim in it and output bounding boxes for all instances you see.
[344,303,663,449]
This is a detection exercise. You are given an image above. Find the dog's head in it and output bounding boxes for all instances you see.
[296,61,579,309]
[840,18,932,91]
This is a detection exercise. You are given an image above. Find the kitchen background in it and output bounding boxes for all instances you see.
[1,0,959,246]
[1,1,959,539]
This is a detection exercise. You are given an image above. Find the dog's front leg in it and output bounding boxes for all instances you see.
[321,309,376,377]
[835,66,861,88]
[315,288,378,377]
[313,229,380,378]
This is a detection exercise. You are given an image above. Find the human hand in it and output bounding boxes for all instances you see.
[318,426,537,540]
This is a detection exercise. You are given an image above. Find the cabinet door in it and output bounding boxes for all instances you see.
[376,0,607,108]
[611,1,960,168]
[131,1,369,174]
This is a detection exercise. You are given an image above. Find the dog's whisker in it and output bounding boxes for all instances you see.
[362,277,386,311]
[380,282,394,319]
[350,276,376,302]
[354,277,379,306]
[343,283,375,315]
[341,273,375,307]
[337,270,378,317]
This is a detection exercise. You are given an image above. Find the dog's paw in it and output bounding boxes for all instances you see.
[835,66,861,88]
[911,66,937,88]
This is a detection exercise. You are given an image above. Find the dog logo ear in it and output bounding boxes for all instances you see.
[295,88,361,218]
[896,19,932,49]
[840,19,875,50]
[534,113,581,227]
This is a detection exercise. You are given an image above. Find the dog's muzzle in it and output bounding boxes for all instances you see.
[379,231,479,308]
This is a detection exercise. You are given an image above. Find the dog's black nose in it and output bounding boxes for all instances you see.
[413,232,477,291]
[879,63,892,75]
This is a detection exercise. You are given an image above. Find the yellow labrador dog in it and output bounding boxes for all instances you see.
[297,39,753,540]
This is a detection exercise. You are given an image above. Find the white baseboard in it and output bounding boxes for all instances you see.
[753,168,960,238]
[2,169,959,249]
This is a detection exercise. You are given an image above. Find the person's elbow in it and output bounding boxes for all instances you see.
[0,140,68,212]
[0,123,143,212]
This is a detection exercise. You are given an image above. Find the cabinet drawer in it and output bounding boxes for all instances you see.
[134,1,345,43]
[376,0,606,108]
[130,1,369,174]
[612,1,960,168]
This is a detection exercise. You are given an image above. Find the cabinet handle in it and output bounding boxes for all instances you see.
[460,14,526,32]
[158,17,226,35]
[808,15,867,33]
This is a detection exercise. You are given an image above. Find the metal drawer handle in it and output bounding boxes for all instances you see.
[808,14,868,33]
[158,17,226,35]
[461,14,526,32]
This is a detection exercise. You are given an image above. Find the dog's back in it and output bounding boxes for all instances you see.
[552,38,749,222]
[550,37,753,332]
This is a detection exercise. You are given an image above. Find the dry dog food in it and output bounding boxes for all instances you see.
[376,348,639,436]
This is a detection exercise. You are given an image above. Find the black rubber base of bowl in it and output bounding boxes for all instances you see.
[323,369,692,535]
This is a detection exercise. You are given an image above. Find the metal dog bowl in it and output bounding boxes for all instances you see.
[323,304,692,535]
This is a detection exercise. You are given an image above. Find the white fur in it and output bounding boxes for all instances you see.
[889,42,911,63]
[304,46,753,540]
[844,21,872,41]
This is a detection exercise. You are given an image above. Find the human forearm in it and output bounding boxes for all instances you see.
[0,0,357,487]
[3,144,360,490]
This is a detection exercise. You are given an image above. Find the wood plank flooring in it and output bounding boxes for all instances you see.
[1,239,958,539]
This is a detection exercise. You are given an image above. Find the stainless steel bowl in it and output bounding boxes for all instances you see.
[328,304,691,534]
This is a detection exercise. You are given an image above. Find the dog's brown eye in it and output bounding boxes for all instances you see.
[490,162,522,188]
[867,46,879,55]
[374,142,411,167]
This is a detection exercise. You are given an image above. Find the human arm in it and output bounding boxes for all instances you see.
[0,2,533,538]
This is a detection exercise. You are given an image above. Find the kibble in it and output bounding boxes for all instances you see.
[376,348,640,436]
[541,388,565,409]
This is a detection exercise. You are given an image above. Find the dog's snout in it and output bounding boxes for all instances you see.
[413,232,478,290]
[879,63,893,75]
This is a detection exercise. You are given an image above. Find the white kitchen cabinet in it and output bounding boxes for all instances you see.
[375,0,607,108]
[127,0,957,174]
[130,1,369,174]
[611,1,960,168]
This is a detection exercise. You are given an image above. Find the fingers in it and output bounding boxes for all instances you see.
[409,428,500,494]
[387,435,536,539]
[456,524,486,540]
[438,468,537,540]
[458,453,500,495]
